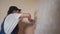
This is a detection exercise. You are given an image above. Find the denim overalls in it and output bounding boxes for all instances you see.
[0,17,18,34]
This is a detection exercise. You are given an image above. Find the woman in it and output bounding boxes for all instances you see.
[0,6,31,34]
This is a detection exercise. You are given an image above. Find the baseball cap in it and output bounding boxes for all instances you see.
[9,6,21,11]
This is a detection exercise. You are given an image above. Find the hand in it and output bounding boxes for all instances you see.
[20,13,31,20]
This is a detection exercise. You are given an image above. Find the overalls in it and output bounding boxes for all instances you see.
[0,17,18,34]
[0,17,6,34]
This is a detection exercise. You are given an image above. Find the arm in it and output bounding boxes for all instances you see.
[19,13,35,25]
[20,13,31,20]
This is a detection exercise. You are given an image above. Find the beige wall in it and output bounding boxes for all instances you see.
[0,0,37,34]
[0,0,37,23]
[35,0,60,34]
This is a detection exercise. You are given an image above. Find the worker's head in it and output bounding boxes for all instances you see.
[7,6,21,15]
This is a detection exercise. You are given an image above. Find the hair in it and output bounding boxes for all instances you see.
[7,6,21,15]
[7,9,14,15]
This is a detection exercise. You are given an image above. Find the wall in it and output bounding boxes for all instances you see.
[35,0,60,34]
[0,0,37,23]
[0,0,37,34]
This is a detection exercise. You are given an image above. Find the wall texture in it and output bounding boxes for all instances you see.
[0,0,37,34]
[35,0,60,34]
[0,0,37,23]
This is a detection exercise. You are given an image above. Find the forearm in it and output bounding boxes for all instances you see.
[20,13,31,19]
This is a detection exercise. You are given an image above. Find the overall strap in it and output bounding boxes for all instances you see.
[0,17,6,34]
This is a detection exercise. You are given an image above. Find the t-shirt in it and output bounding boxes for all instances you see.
[4,13,22,34]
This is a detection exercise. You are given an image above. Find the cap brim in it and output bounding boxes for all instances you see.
[18,9,21,11]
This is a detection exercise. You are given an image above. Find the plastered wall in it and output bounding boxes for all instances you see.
[35,0,60,34]
[0,0,37,34]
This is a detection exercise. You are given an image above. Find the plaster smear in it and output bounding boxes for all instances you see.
[35,0,60,34]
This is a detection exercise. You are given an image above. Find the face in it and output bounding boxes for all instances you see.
[13,10,20,13]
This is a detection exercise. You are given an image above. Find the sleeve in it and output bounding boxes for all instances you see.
[4,13,22,34]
